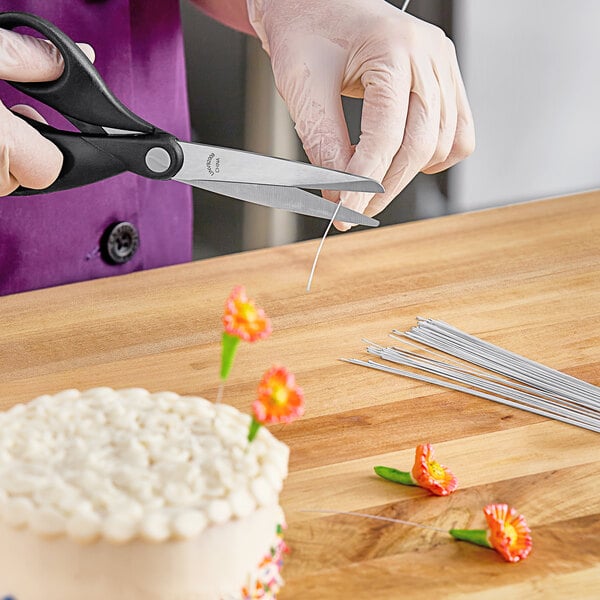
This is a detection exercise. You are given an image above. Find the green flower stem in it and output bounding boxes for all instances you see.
[248,416,262,442]
[221,332,240,380]
[374,465,417,486]
[449,528,492,548]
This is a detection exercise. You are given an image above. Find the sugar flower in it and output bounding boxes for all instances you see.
[221,285,272,380]
[223,285,271,342]
[450,504,532,563]
[374,443,458,496]
[248,366,305,441]
[411,444,458,496]
[484,503,533,562]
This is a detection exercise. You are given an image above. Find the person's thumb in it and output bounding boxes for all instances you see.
[0,28,95,82]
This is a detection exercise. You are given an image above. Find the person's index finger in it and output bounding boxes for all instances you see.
[340,65,411,214]
[0,28,63,82]
[3,106,63,189]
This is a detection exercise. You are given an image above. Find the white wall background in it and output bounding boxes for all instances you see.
[451,0,600,211]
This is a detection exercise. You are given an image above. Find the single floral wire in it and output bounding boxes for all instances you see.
[306,199,343,292]
[299,509,448,533]
[216,382,224,404]
[304,505,532,563]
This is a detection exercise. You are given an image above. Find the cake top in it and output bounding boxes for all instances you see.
[0,388,289,545]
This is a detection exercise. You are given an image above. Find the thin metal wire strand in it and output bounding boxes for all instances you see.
[347,319,599,433]
[306,0,410,292]
[407,334,600,407]
[364,350,599,426]
[371,345,598,415]
[342,358,600,433]
[406,323,600,405]
[306,199,343,292]
[299,508,448,533]
[413,319,600,399]
[370,351,599,425]
[348,357,600,432]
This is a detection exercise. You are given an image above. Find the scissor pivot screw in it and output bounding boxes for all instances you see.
[145,147,172,173]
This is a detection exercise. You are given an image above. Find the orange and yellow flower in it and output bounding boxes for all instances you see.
[253,366,305,424]
[483,503,532,563]
[223,285,271,343]
[248,366,305,441]
[221,285,271,381]
[411,443,458,496]
[449,504,532,563]
[374,444,458,496]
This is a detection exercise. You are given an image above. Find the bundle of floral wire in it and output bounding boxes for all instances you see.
[343,318,600,433]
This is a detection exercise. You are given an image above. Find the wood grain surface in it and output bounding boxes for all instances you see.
[1,190,599,598]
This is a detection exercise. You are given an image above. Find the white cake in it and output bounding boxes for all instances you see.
[0,388,290,600]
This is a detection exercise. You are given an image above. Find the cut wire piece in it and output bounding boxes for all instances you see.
[299,509,447,533]
[342,319,600,433]
[306,198,343,292]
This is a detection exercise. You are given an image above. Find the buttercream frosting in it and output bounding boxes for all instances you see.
[0,387,288,544]
[0,388,290,599]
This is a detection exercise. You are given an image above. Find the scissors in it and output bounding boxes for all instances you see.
[0,12,382,228]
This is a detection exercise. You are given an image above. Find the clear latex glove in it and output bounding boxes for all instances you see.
[0,29,95,196]
[247,0,475,229]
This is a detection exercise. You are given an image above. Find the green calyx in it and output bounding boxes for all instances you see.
[449,528,492,548]
[220,332,240,380]
[248,416,262,442]
[374,465,417,486]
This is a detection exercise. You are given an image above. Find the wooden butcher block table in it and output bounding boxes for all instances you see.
[1,190,599,599]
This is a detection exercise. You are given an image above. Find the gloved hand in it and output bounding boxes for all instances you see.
[0,29,94,196]
[246,0,475,229]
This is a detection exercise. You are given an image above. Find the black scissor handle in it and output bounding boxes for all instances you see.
[9,117,183,195]
[0,11,155,134]
[0,12,185,193]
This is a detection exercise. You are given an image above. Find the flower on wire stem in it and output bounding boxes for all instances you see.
[223,285,271,343]
[484,503,533,562]
[412,443,458,496]
[248,366,305,441]
[450,503,532,563]
[302,504,532,564]
[374,443,458,496]
[221,285,272,381]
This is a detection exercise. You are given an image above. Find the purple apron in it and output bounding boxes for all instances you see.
[0,0,193,295]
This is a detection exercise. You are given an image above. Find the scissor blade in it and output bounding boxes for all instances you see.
[184,180,379,227]
[172,141,384,193]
